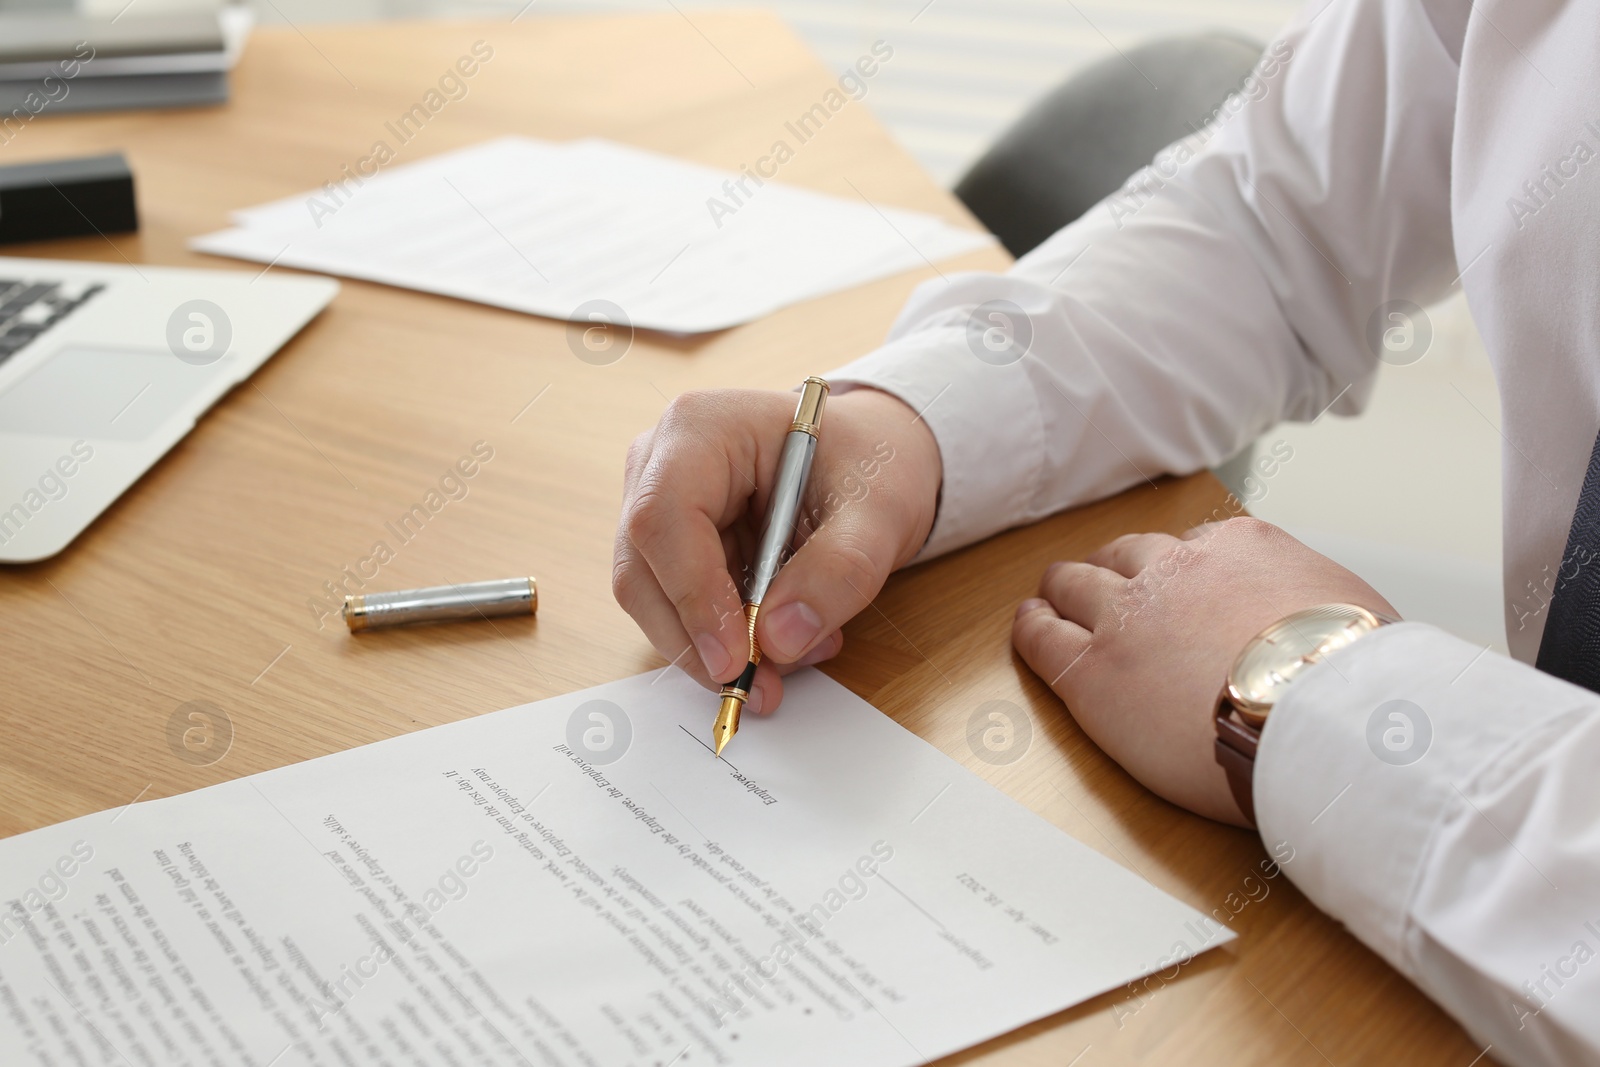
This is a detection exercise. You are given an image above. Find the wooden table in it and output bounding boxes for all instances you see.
[0,13,1481,1066]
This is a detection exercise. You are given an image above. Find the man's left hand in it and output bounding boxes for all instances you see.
[1011,517,1397,826]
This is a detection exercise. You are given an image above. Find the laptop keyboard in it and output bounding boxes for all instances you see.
[0,279,105,366]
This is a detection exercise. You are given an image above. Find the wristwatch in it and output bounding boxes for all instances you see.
[1214,603,1396,826]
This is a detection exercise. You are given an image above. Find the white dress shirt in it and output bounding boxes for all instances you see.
[828,0,1600,1062]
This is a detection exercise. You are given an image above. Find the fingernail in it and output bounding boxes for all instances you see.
[1016,597,1050,619]
[746,684,766,715]
[797,633,841,667]
[764,601,823,660]
[694,631,732,679]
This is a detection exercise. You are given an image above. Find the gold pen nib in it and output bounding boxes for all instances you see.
[714,619,760,758]
[713,693,743,757]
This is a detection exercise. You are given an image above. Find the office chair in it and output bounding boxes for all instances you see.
[955,32,1266,259]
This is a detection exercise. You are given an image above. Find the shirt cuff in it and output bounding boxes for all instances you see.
[1255,621,1588,974]
[826,276,1046,561]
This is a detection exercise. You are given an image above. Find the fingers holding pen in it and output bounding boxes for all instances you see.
[614,385,938,725]
[757,510,894,665]
[611,537,717,687]
[619,411,758,682]
[626,493,747,674]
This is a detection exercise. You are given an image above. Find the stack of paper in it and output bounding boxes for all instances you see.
[192,137,996,334]
[0,8,253,114]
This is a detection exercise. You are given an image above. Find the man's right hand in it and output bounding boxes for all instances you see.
[613,386,943,715]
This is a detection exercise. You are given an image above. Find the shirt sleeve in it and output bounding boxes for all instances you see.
[1257,622,1600,1067]
[827,0,1464,559]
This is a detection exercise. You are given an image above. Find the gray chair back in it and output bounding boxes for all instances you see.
[955,33,1266,257]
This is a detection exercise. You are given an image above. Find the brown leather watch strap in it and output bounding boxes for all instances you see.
[1214,697,1261,828]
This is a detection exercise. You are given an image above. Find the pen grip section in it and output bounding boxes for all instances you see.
[722,659,759,699]
[719,605,761,700]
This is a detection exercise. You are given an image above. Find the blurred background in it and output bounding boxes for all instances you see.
[14,0,1508,652]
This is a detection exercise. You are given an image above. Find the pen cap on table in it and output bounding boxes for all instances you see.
[345,576,537,632]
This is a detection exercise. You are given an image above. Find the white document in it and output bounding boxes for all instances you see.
[190,137,995,334]
[0,669,1227,1066]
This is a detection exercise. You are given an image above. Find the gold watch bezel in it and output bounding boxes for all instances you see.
[1226,604,1387,725]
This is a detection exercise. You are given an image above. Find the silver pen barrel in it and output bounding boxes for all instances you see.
[714,377,829,756]
[345,577,537,632]
[746,430,817,605]
[745,377,829,607]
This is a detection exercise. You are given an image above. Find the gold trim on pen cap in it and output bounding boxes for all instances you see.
[790,376,829,437]
[527,576,539,615]
[343,595,368,633]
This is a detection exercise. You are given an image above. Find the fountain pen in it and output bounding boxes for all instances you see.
[712,376,830,757]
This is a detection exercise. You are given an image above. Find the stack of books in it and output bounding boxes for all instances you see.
[0,6,252,117]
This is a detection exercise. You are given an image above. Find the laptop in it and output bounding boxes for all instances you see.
[0,256,338,562]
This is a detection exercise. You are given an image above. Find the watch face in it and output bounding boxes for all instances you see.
[1228,604,1381,723]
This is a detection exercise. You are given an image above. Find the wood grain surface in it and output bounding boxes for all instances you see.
[0,13,1483,1066]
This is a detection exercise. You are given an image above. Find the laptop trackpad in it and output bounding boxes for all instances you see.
[0,345,224,440]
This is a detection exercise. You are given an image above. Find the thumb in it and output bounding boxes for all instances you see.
[755,511,898,664]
